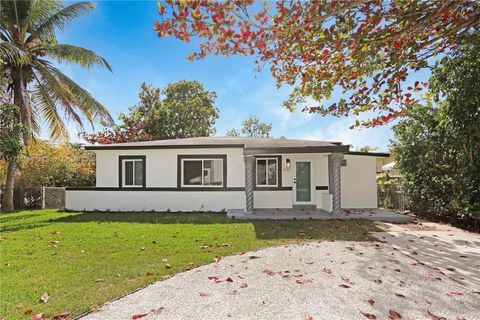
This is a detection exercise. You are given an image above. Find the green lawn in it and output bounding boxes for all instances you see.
[0,210,380,320]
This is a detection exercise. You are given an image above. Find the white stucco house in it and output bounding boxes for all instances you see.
[65,137,389,214]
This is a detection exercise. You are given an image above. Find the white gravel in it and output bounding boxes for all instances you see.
[80,242,480,320]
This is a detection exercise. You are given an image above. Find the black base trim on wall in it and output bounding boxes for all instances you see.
[67,186,329,192]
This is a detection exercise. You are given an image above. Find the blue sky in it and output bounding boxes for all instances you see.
[53,1,430,151]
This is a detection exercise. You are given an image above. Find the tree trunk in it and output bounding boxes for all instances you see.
[1,67,26,212]
[1,161,16,212]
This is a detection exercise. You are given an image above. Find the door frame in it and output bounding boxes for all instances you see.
[292,158,315,205]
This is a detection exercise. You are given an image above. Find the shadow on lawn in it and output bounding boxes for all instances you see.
[52,211,381,241]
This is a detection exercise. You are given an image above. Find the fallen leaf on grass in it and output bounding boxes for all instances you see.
[447,292,464,297]
[132,313,148,319]
[40,292,49,304]
[32,313,44,320]
[24,310,32,315]
[52,311,70,320]
[367,299,374,306]
[90,304,101,312]
[388,310,402,319]
[360,311,377,319]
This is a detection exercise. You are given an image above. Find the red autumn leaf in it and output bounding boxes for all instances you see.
[296,279,313,284]
[146,271,155,276]
[341,275,352,284]
[305,315,314,320]
[262,269,276,276]
[427,311,442,320]
[339,284,350,288]
[132,314,148,319]
[24,310,33,315]
[322,268,333,275]
[52,312,70,320]
[388,310,402,319]
[32,313,44,320]
[198,292,209,297]
[447,292,464,297]
[394,292,406,298]
[367,299,375,306]
[240,283,248,288]
[360,311,377,319]
[208,276,220,282]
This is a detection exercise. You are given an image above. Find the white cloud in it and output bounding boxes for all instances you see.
[300,113,395,151]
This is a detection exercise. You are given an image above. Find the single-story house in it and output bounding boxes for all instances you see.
[66,137,389,214]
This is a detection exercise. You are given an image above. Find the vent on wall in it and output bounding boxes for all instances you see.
[341,159,347,166]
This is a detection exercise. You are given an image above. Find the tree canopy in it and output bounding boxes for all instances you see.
[226,115,272,138]
[154,0,480,127]
[82,80,219,144]
[391,45,480,228]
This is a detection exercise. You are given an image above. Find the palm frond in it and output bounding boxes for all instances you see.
[43,43,112,71]
[31,81,68,142]
[0,42,30,65]
[32,60,84,127]
[34,2,96,40]
[47,65,114,127]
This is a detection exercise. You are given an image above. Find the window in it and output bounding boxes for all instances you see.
[256,158,278,187]
[120,157,145,187]
[182,158,224,187]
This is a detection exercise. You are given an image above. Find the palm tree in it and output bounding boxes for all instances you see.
[0,0,113,212]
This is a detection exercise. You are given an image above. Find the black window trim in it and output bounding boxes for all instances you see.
[254,155,283,191]
[118,155,146,189]
[177,154,227,190]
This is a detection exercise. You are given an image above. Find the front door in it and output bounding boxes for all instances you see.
[293,160,314,204]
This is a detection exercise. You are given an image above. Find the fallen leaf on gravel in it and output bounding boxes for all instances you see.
[32,313,44,320]
[425,300,432,305]
[339,284,350,288]
[447,292,464,297]
[367,299,375,306]
[24,310,32,315]
[40,292,49,304]
[249,256,261,259]
[394,269,401,272]
[426,311,444,320]
[208,276,221,283]
[360,311,377,319]
[225,277,233,282]
[132,314,148,319]
[240,283,248,288]
[296,279,313,284]
[394,292,406,298]
[322,268,333,275]
[388,310,402,319]
[341,275,352,284]
[52,311,70,319]
[445,267,456,271]
[262,269,276,276]
[199,292,209,297]
[374,279,382,284]
[150,307,164,313]
[305,315,314,320]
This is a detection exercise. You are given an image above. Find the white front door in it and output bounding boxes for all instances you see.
[293,159,315,204]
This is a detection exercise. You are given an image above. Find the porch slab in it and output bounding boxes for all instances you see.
[227,208,412,223]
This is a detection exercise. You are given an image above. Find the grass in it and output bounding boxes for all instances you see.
[0,210,381,320]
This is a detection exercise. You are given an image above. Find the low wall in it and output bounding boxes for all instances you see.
[66,190,245,212]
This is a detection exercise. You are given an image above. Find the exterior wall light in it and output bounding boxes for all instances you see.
[286,158,291,169]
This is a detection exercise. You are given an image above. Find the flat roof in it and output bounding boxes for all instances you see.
[85,137,350,153]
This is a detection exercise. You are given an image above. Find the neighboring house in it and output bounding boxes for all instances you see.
[66,137,389,213]
[381,161,403,179]
[376,152,395,174]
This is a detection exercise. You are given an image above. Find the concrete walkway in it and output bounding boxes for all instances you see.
[80,242,479,320]
[227,208,412,223]
[373,221,480,290]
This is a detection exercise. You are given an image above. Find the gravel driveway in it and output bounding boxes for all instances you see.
[81,242,479,320]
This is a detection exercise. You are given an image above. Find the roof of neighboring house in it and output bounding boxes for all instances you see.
[84,137,350,154]
[347,151,391,157]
